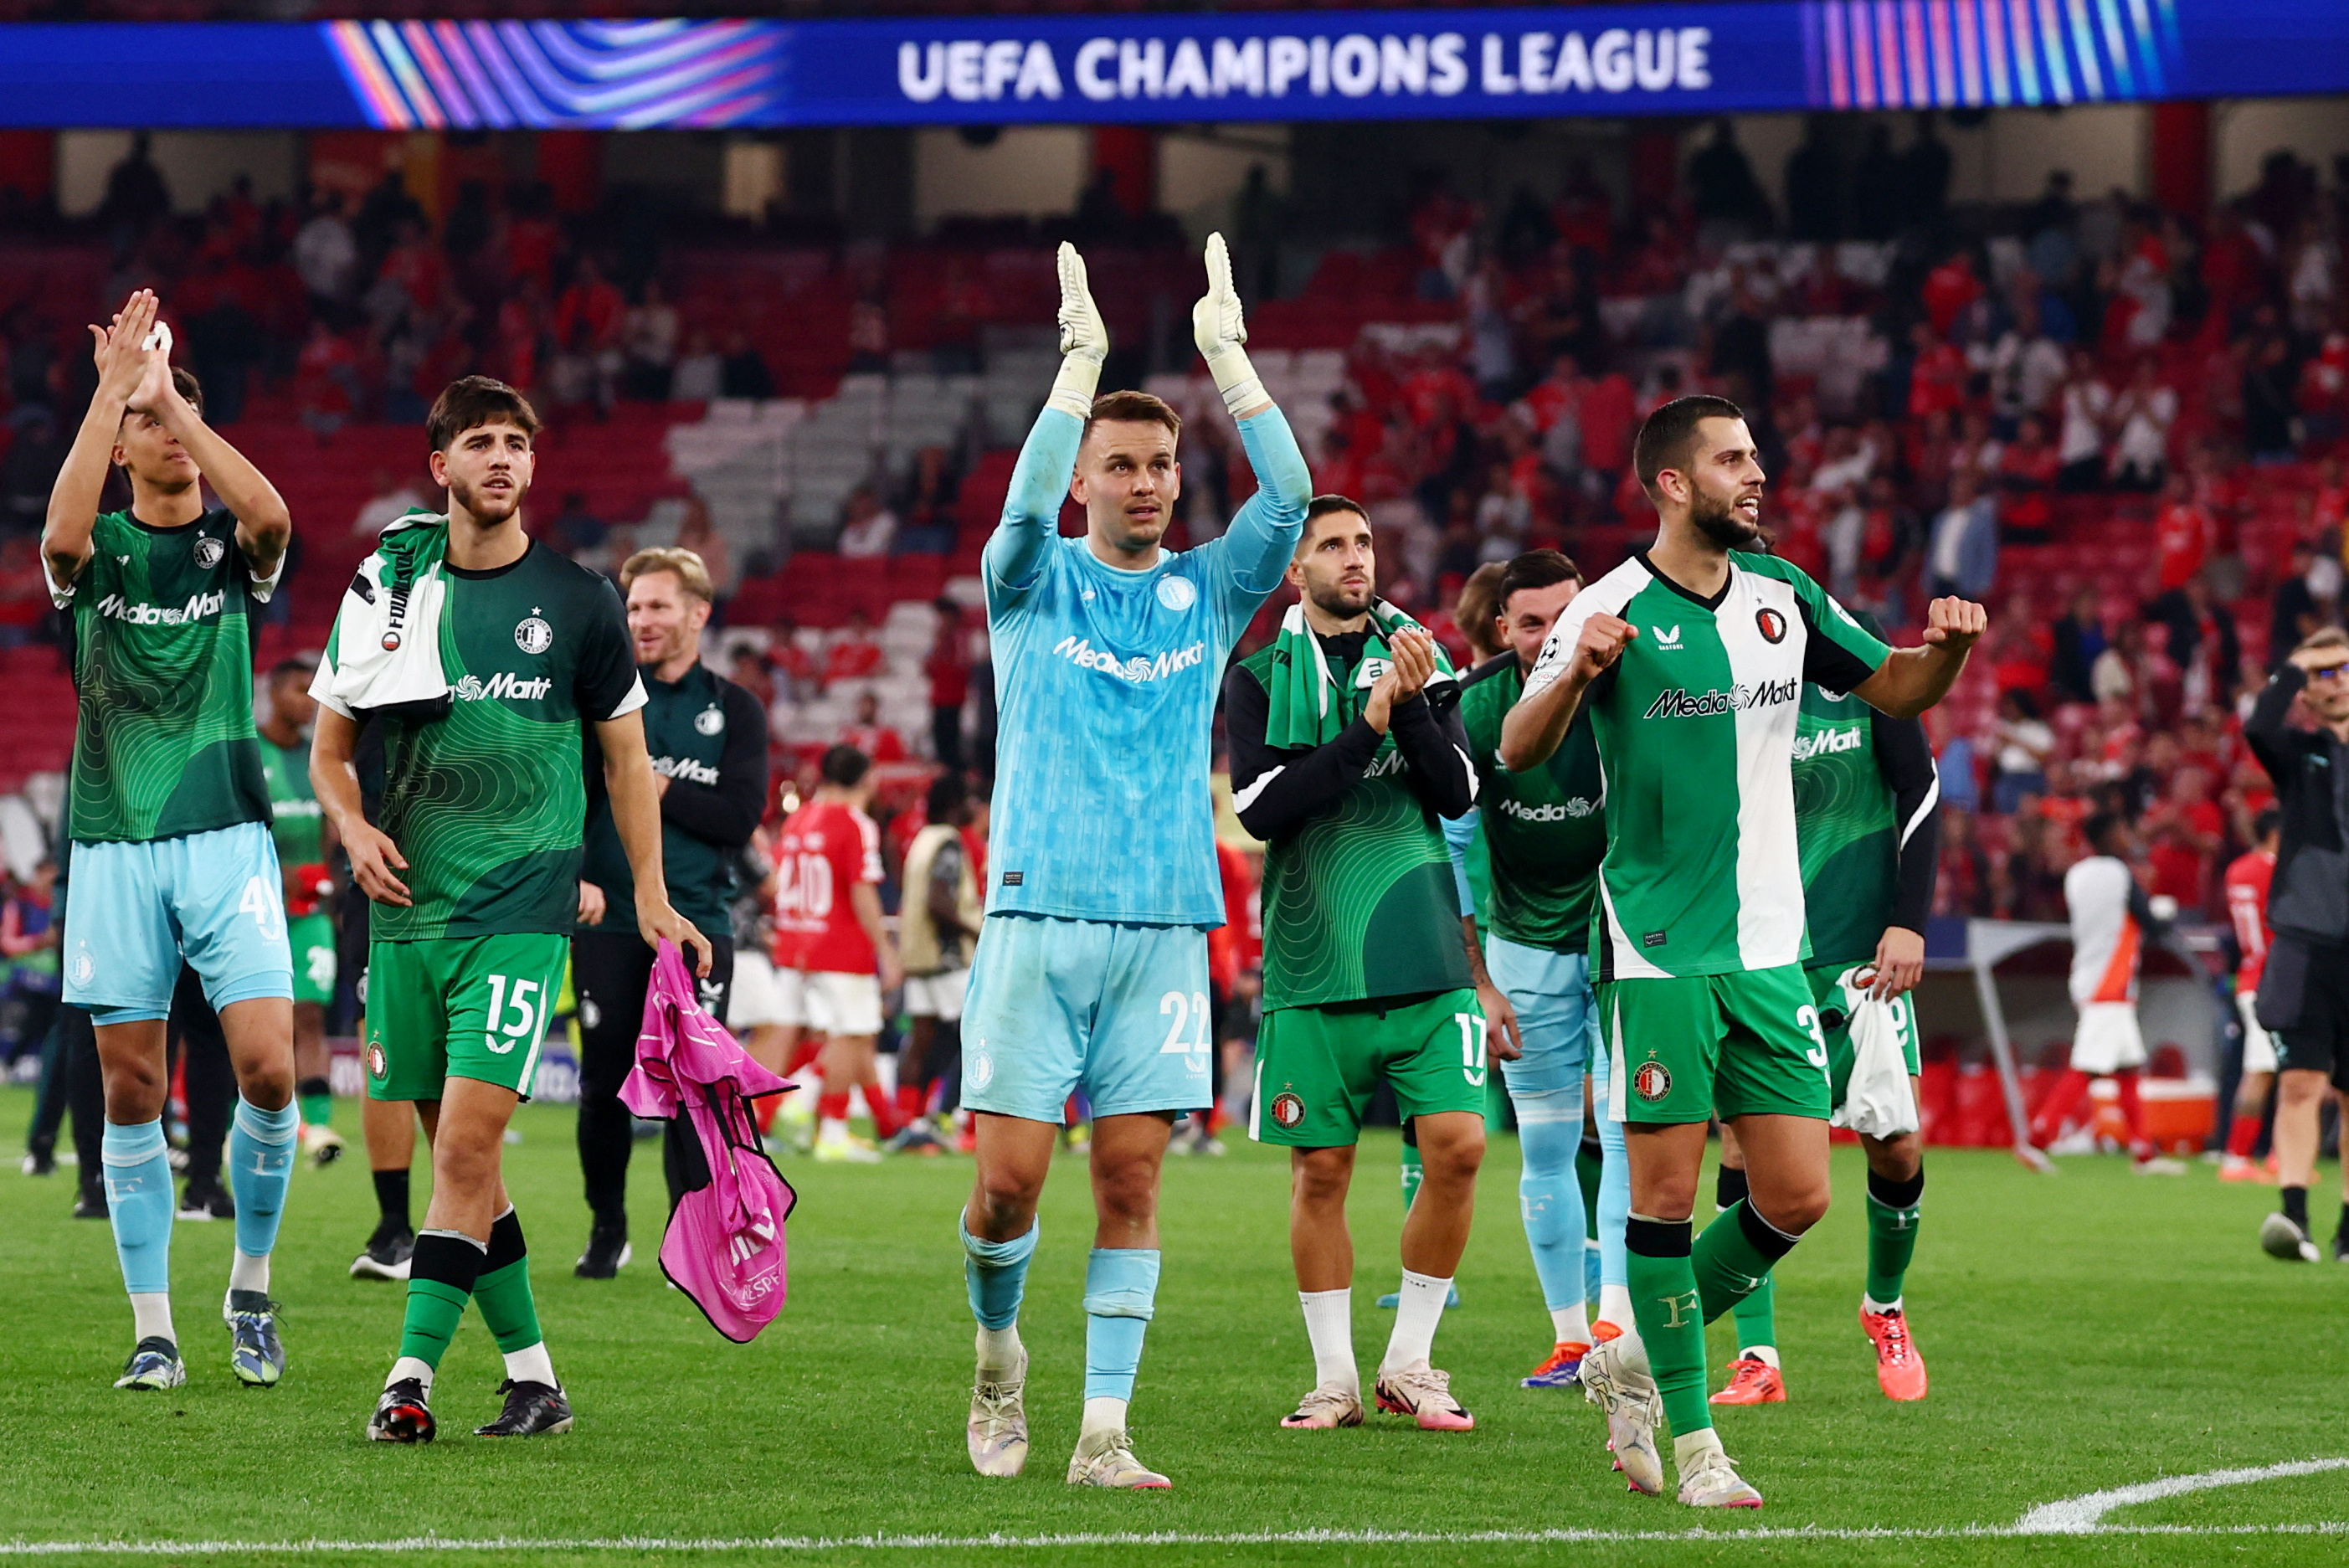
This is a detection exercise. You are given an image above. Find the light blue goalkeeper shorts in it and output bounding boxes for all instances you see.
[960,913,1211,1125]
[63,820,294,1024]
[1486,933,1599,1098]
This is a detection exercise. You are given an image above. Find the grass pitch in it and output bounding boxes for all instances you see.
[2,1085,2344,1565]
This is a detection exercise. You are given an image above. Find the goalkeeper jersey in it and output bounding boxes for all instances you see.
[1526,550,1889,979]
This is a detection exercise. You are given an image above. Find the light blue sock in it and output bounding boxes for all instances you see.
[101,1119,175,1298]
[1584,1238,1604,1308]
[1592,1058,1631,1293]
[228,1096,300,1267]
[1082,1247,1161,1401]
[1514,1088,1588,1313]
[959,1214,1037,1330]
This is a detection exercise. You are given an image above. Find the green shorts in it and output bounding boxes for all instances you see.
[1251,989,1487,1148]
[1597,964,1830,1125]
[363,933,568,1103]
[289,912,337,1007]
[1809,962,1922,1111]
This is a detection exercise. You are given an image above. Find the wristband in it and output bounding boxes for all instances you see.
[1046,350,1103,422]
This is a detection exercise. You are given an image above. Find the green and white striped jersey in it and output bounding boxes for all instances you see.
[1524,551,1889,979]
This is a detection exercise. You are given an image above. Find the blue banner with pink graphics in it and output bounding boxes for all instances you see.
[0,4,2340,129]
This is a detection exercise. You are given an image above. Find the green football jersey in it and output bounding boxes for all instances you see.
[58,508,275,844]
[1235,640,1472,1010]
[1791,684,1897,969]
[259,737,325,867]
[1525,551,1889,979]
[317,542,642,942]
[1456,653,1606,952]
[578,661,743,941]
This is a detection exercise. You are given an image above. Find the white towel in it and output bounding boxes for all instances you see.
[1829,968,1920,1139]
[311,511,453,722]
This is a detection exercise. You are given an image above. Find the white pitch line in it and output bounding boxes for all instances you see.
[5,1524,2349,1556]
[2014,1455,2349,1534]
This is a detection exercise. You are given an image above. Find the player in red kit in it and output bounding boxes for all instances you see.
[2219,810,2282,1183]
[772,745,902,1162]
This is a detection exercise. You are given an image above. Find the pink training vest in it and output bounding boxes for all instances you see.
[620,940,798,1342]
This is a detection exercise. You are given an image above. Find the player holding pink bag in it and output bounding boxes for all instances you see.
[623,939,798,1342]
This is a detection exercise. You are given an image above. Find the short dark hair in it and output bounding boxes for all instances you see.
[2254,807,2281,842]
[427,375,542,455]
[926,770,969,822]
[269,655,317,686]
[1082,389,1181,446]
[1297,493,1370,551]
[1452,563,1504,656]
[1496,549,1582,617]
[820,744,871,789]
[2083,812,2125,855]
[1633,393,1745,496]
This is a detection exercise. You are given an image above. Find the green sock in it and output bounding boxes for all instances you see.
[299,1091,332,1128]
[1730,1274,1776,1354]
[1575,1139,1603,1239]
[398,1279,472,1370]
[1694,1200,1796,1323]
[474,1209,545,1355]
[1626,1219,1710,1441]
[1399,1144,1424,1211]
[1865,1170,1924,1306]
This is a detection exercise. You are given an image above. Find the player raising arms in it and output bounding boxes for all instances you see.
[1226,496,1483,1435]
[43,290,301,1392]
[957,236,1308,1489]
[311,377,708,1443]
[1500,395,1983,1509]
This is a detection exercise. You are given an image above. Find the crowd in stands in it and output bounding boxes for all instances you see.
[3,121,2349,934]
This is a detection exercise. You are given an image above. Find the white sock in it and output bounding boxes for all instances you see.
[1598,1283,1635,1329]
[1298,1288,1358,1393]
[1550,1302,1592,1345]
[818,1118,849,1140]
[1740,1344,1781,1368]
[504,1340,557,1387]
[1863,1293,1903,1315]
[975,1323,1025,1378]
[1673,1427,1725,1473]
[229,1249,269,1296]
[1609,1322,1652,1378]
[388,1355,434,1394]
[1080,1395,1128,1440]
[1379,1268,1451,1375]
[130,1293,175,1346]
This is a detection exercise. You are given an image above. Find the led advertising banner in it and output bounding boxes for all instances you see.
[0,3,2341,130]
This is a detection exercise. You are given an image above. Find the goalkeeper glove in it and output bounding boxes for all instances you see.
[1047,240,1108,421]
[1191,232,1265,419]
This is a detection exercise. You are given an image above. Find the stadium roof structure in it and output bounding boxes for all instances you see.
[0,2,2341,129]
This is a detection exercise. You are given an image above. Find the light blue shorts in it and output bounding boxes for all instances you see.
[1487,933,1599,1098]
[64,820,294,1024]
[960,913,1212,1124]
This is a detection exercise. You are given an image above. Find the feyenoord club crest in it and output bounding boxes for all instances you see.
[193,536,225,569]
[695,704,725,736]
[1755,606,1788,644]
[515,615,553,654]
[367,1042,388,1080]
[1633,1060,1673,1103]
[1270,1091,1306,1129]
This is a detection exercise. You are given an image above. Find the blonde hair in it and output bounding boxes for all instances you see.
[620,547,713,603]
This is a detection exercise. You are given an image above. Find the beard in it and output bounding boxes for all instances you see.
[449,473,524,527]
[1308,578,1374,619]
[1689,489,1770,551]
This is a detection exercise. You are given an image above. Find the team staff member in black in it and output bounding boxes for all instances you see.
[573,547,768,1278]
[2248,626,2349,1264]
